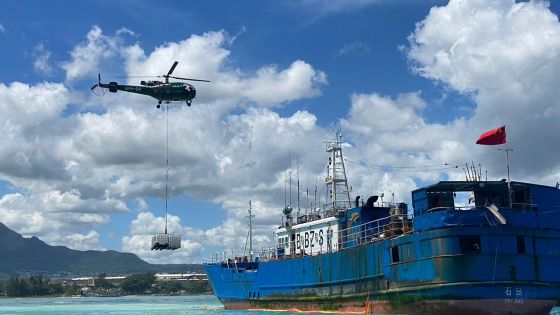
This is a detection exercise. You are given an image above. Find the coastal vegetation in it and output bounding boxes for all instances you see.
[0,221,211,299]
[121,272,157,294]
[0,272,212,297]
[1,275,64,297]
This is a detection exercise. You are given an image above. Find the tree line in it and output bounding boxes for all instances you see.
[0,272,211,297]
[1,274,64,297]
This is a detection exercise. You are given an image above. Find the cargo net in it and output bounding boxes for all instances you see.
[151,233,181,250]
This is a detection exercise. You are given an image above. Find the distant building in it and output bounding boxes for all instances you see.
[70,276,126,287]
[71,277,95,287]
[155,273,208,281]
[69,273,207,286]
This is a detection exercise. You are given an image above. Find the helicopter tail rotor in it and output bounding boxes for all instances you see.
[91,73,108,96]
[90,73,101,91]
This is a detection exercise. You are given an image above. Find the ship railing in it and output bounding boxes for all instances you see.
[426,206,474,212]
[335,213,414,252]
[284,201,351,226]
[204,213,414,265]
[203,247,278,265]
[426,202,539,213]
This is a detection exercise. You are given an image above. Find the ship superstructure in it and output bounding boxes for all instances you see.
[276,131,352,259]
[204,133,560,315]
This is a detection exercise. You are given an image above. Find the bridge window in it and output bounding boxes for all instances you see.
[427,192,455,210]
[512,187,536,211]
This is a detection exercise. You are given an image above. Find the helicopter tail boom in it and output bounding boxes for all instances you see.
[91,76,120,93]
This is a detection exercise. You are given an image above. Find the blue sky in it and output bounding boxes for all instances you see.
[1,0,460,120]
[1,0,560,264]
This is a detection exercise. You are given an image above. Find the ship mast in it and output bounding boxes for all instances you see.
[248,200,255,262]
[325,123,351,210]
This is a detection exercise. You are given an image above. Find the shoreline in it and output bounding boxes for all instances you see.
[0,292,213,299]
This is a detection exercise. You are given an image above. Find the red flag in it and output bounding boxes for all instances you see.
[476,125,506,145]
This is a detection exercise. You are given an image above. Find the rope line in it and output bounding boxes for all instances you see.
[346,159,460,173]
[165,103,169,234]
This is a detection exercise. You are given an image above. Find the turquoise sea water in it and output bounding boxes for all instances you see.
[0,295,558,315]
[0,295,225,315]
[0,295,317,315]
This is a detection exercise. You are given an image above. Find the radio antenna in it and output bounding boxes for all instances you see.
[284,173,287,209]
[297,156,300,212]
[248,200,254,262]
[314,175,318,208]
[289,151,292,206]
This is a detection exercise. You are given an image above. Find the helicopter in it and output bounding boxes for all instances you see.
[91,61,210,108]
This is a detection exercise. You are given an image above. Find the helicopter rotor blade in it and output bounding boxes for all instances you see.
[91,84,99,91]
[167,61,179,76]
[115,75,160,78]
[167,76,210,82]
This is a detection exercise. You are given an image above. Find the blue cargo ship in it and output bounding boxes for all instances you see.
[204,133,560,315]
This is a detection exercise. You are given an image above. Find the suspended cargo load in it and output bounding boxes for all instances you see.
[150,104,181,251]
[151,233,181,250]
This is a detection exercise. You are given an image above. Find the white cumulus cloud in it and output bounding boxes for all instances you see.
[33,43,54,76]
[123,30,327,107]
[407,0,560,182]
[61,26,133,83]
[3,3,560,265]
[337,41,371,57]
[0,26,330,262]
[121,212,202,263]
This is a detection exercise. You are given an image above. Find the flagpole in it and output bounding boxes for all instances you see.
[477,125,512,207]
[500,144,513,208]
[505,143,511,184]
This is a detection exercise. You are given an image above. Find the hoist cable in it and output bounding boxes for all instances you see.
[165,103,169,234]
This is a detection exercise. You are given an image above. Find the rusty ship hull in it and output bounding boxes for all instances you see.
[205,180,560,314]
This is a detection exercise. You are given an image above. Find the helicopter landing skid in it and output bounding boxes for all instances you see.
[155,101,191,108]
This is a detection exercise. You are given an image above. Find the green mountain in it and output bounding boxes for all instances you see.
[0,222,202,276]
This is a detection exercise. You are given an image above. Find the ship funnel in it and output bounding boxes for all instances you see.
[366,195,379,207]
